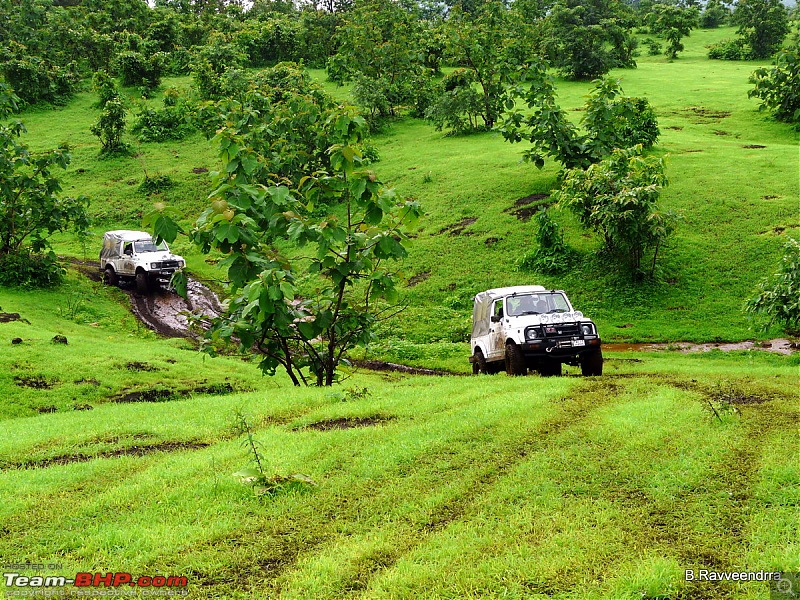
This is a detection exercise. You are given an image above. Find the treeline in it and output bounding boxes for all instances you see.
[1,0,795,116]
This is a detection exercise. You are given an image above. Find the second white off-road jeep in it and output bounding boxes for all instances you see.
[100,230,185,293]
[470,285,603,377]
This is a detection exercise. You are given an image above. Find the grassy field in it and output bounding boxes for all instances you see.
[1,25,799,600]
[1,350,798,598]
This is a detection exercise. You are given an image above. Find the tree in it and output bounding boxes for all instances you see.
[0,84,90,285]
[427,1,521,133]
[148,71,421,386]
[749,47,800,124]
[732,0,789,59]
[90,71,128,154]
[545,0,637,80]
[554,145,677,278]
[745,238,800,333]
[500,67,660,169]
[648,3,699,60]
[332,0,427,117]
[700,0,730,28]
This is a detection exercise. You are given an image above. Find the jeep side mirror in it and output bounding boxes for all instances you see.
[491,315,500,323]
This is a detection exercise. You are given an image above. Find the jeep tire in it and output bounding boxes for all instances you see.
[581,348,603,376]
[135,270,150,294]
[505,342,526,376]
[103,266,118,286]
[472,349,487,375]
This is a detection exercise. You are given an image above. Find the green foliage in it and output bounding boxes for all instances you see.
[0,250,65,288]
[147,84,421,386]
[648,4,699,60]
[113,50,168,94]
[138,175,175,195]
[707,38,751,60]
[90,87,128,156]
[501,70,660,170]
[644,38,663,56]
[518,209,572,274]
[0,83,90,279]
[131,91,197,142]
[333,0,429,118]
[426,69,485,134]
[731,0,790,59]
[700,0,730,29]
[0,50,79,107]
[554,145,677,278]
[749,48,800,125]
[745,237,800,332]
[233,17,300,67]
[545,0,637,80]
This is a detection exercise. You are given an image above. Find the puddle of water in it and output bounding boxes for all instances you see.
[604,339,796,356]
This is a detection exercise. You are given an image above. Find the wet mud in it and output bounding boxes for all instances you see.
[604,339,797,355]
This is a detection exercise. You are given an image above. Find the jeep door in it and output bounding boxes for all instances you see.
[119,242,135,275]
[487,299,506,360]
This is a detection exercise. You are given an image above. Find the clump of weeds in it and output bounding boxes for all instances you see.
[232,411,317,497]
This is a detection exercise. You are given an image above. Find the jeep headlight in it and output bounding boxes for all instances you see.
[581,323,595,336]
[526,327,542,341]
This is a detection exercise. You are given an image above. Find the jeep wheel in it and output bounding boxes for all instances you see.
[103,266,118,287]
[581,348,603,376]
[135,270,150,294]
[472,349,487,375]
[539,360,562,377]
[505,342,526,376]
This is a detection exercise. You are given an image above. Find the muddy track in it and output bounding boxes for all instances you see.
[69,259,222,339]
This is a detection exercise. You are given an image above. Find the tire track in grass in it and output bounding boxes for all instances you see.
[181,378,626,598]
[295,379,628,597]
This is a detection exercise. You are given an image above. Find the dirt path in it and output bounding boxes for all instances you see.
[69,259,223,338]
[604,339,798,356]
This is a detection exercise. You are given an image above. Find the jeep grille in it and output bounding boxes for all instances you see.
[152,260,181,269]
[542,322,580,338]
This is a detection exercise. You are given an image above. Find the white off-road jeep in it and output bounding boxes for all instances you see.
[100,230,185,293]
[470,286,602,377]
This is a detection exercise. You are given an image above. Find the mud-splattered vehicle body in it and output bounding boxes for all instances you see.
[470,285,603,377]
[100,230,184,293]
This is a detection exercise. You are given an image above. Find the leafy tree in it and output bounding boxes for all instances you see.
[149,88,420,386]
[0,46,80,107]
[90,71,128,154]
[428,2,521,133]
[700,0,730,28]
[332,0,427,117]
[545,0,637,80]
[0,84,90,285]
[500,68,660,169]
[518,208,572,273]
[749,47,800,125]
[731,0,789,59]
[745,237,800,333]
[554,145,677,278]
[113,50,168,93]
[648,3,699,59]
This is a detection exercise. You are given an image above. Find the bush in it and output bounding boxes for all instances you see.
[749,48,800,125]
[113,51,167,93]
[131,93,196,142]
[0,55,79,106]
[425,69,485,134]
[0,251,65,288]
[745,237,800,333]
[326,54,355,85]
[708,38,751,60]
[644,38,663,56]
[518,209,573,274]
[91,97,128,155]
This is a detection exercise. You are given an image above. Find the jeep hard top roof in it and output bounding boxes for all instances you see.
[103,230,156,242]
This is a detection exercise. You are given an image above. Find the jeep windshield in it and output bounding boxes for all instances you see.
[133,240,168,253]
[506,293,570,317]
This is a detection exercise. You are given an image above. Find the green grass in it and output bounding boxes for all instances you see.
[0,351,797,598]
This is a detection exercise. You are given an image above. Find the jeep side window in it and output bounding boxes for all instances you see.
[124,243,133,255]
[493,300,503,320]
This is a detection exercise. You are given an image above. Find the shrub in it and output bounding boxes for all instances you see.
[131,94,196,142]
[0,251,65,288]
[708,38,751,60]
[0,55,79,106]
[113,51,167,93]
[518,209,573,274]
[749,48,800,125]
[91,97,128,155]
[745,237,800,333]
